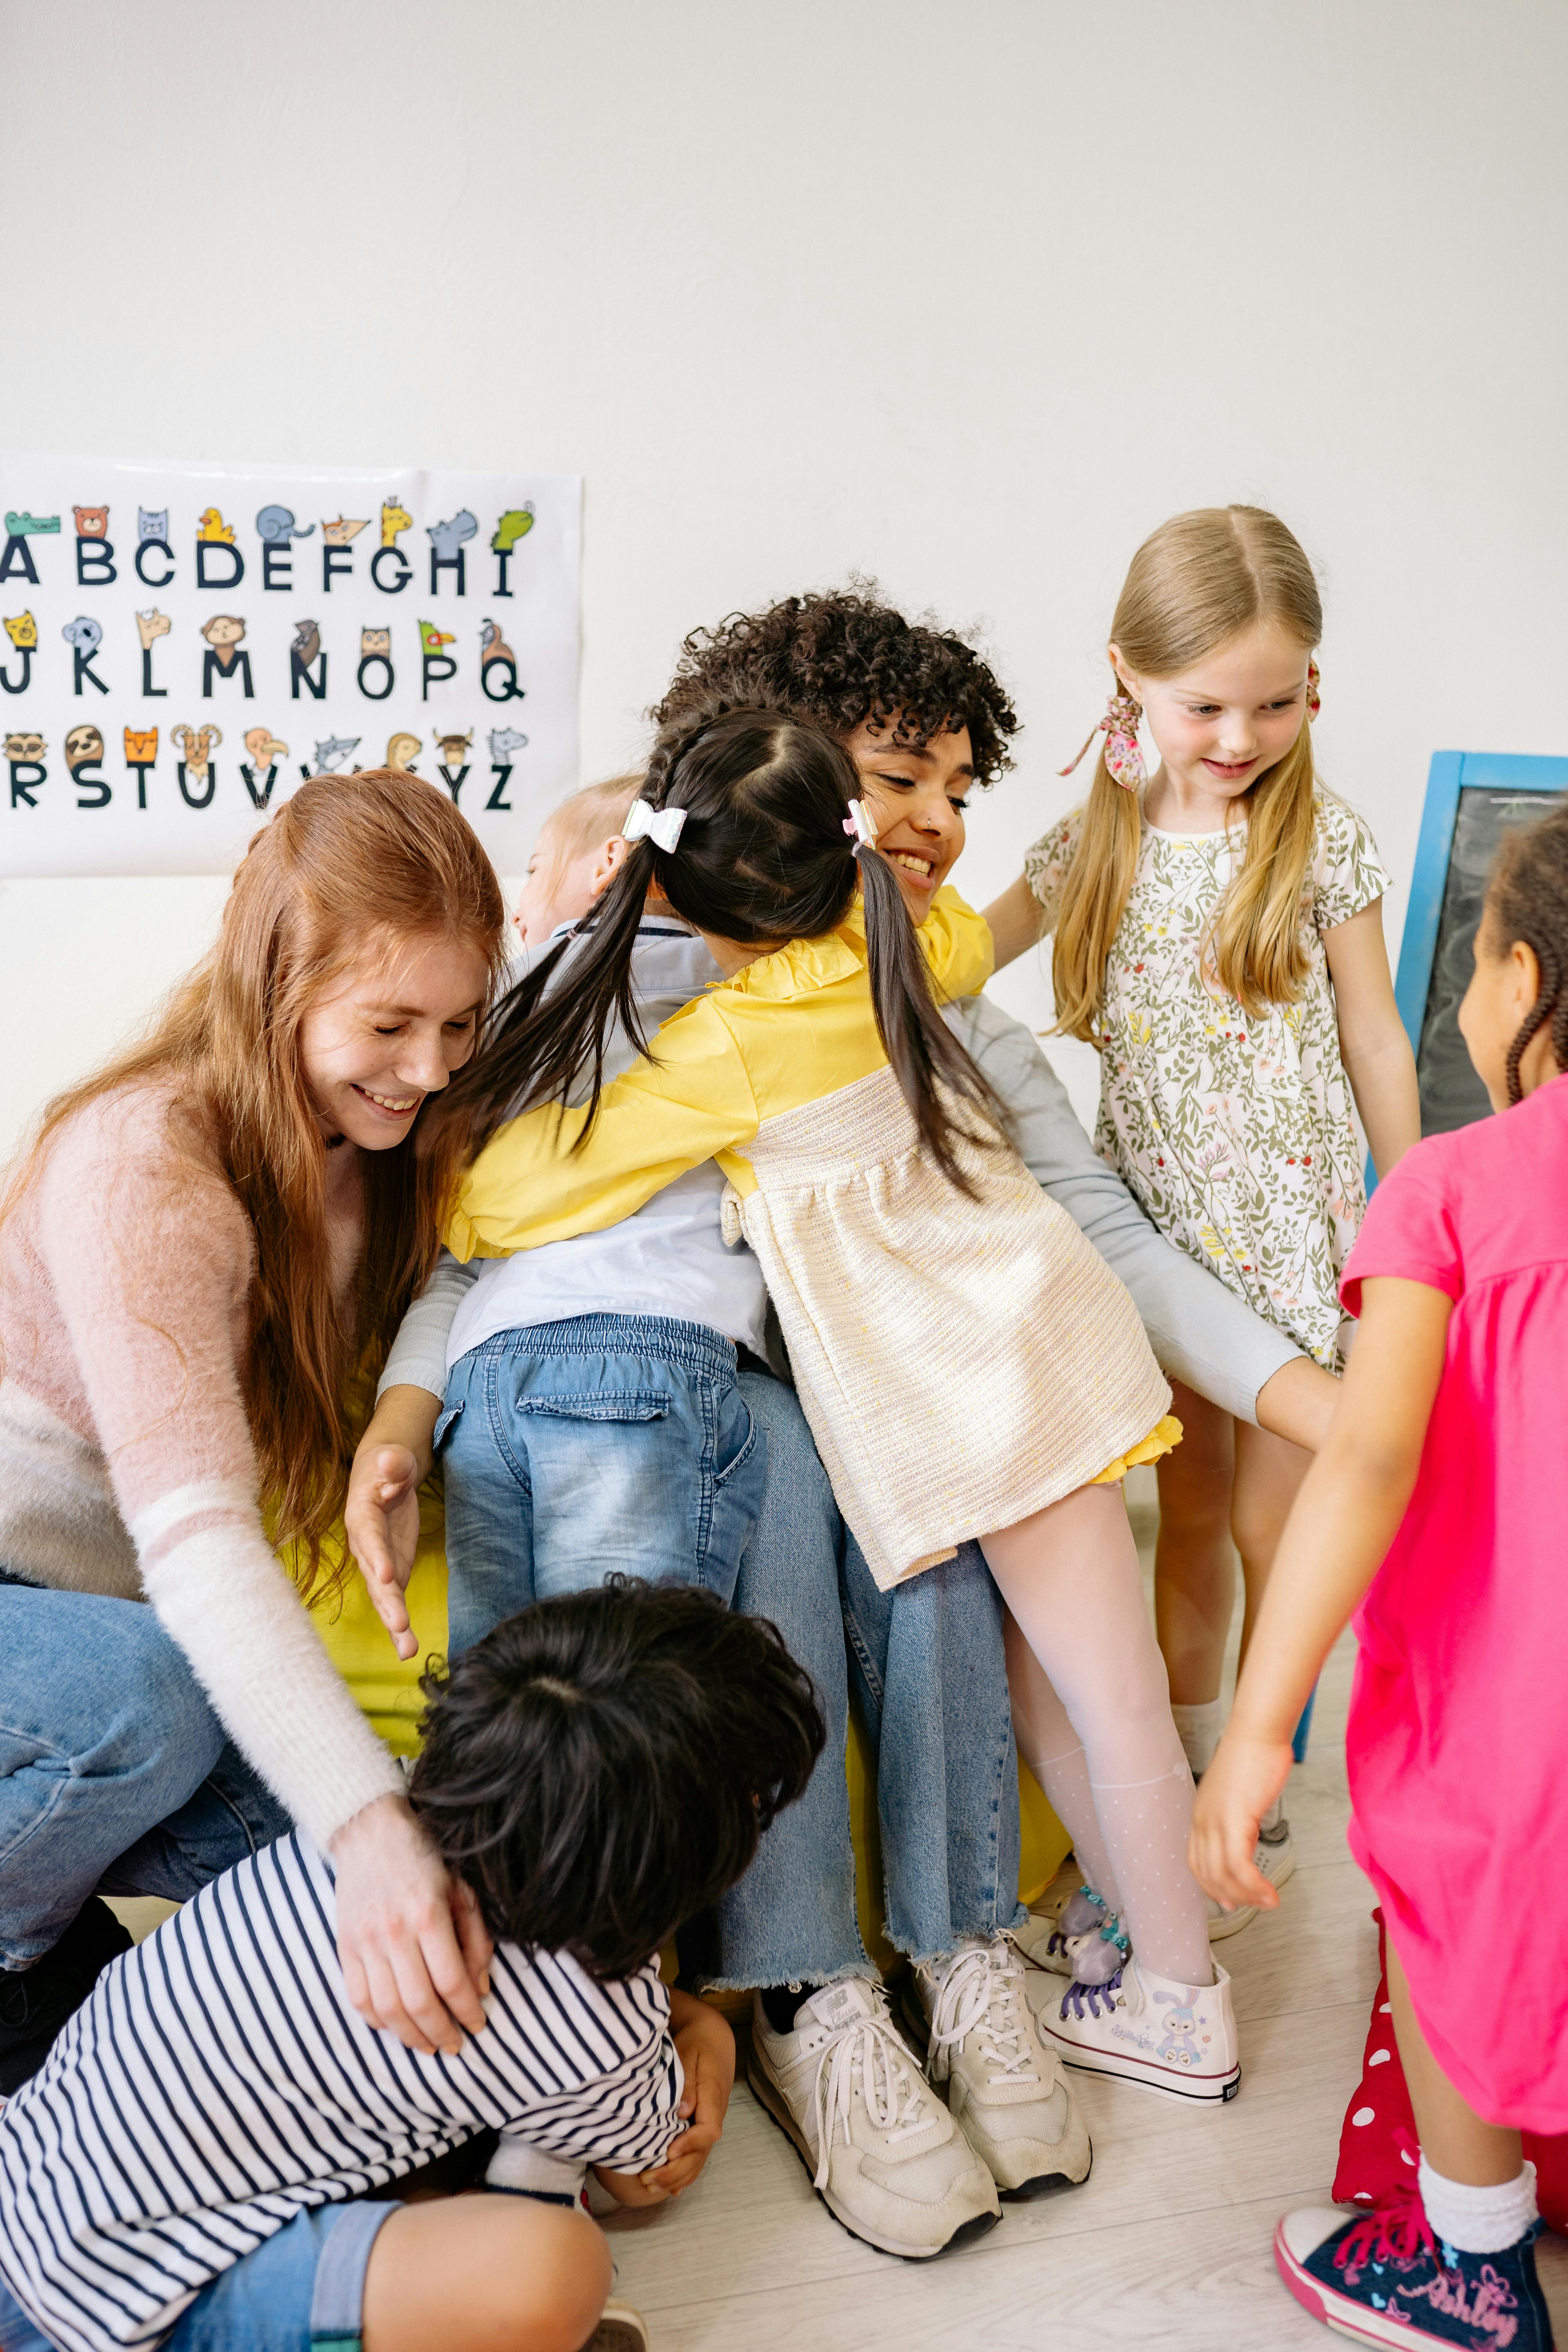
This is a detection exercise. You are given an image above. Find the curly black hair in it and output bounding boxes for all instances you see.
[650,583,1020,786]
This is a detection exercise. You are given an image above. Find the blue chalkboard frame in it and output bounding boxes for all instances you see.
[1394,749,1568,1053]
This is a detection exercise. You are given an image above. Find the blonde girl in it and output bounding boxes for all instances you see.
[986,506,1419,1893]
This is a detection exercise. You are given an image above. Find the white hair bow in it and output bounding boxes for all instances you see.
[622,799,688,852]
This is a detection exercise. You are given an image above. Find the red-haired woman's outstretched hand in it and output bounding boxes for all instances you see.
[345,1385,442,1662]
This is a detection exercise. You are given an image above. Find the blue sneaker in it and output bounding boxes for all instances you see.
[1276,2192,1554,2348]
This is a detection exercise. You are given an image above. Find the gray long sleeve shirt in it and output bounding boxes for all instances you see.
[381,970,1299,1423]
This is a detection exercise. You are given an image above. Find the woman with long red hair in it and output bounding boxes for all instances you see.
[0,771,508,2087]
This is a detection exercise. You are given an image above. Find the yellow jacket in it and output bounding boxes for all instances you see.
[445,887,993,1262]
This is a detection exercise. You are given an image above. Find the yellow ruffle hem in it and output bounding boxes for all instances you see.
[1091,1412,1183,1488]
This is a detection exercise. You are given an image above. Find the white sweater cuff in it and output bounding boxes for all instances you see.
[134,1512,407,1850]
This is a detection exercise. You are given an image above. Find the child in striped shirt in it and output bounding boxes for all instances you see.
[0,1583,823,2352]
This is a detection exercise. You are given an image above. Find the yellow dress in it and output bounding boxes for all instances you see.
[447,889,1172,1592]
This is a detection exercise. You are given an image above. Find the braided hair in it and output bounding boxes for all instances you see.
[427,705,1007,1189]
[1488,803,1568,1105]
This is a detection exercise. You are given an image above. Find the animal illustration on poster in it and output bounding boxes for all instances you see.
[0,453,581,876]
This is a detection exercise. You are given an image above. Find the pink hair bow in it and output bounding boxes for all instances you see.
[1059,693,1145,791]
[1307,659,1321,720]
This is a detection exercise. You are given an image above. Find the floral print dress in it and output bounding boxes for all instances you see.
[1023,793,1391,1369]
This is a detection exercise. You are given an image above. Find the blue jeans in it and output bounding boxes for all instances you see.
[704,1381,1026,1987]
[438,1314,767,1656]
[0,1585,289,1967]
[0,2198,400,2352]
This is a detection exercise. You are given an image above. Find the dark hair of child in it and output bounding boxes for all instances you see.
[407,1579,826,1983]
[1489,804,1568,1102]
[650,584,1021,786]
[429,708,1008,1188]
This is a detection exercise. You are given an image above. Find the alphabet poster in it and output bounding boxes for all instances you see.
[0,454,581,877]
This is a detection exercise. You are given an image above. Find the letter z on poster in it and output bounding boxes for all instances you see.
[0,453,581,877]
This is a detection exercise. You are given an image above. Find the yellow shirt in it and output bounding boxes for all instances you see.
[446,888,993,1263]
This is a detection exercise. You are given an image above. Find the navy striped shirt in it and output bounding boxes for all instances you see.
[0,1837,681,2352]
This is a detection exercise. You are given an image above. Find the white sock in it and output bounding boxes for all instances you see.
[1417,2157,1538,2254]
[1260,1793,1286,1835]
[1171,1697,1224,1779]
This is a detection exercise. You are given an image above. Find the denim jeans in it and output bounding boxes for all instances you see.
[706,1382,1026,1986]
[438,1314,768,1658]
[0,1585,289,1966]
[842,1534,1026,1965]
[0,2198,400,2352]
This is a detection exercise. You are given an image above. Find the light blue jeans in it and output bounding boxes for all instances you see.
[703,1386,1027,1988]
[0,2197,400,2352]
[0,1583,289,1968]
[437,1314,768,1657]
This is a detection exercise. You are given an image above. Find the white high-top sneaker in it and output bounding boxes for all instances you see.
[1207,1817,1297,1940]
[902,1936,1092,2199]
[1029,1956,1241,2105]
[746,1978,1000,2258]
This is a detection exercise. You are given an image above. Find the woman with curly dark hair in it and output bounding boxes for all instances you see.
[350,586,1342,2259]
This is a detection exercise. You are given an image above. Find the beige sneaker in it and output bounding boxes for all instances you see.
[1208,1817,1297,1941]
[746,1978,1000,2259]
[579,2305,650,2352]
[903,1936,1091,2199]
[1029,1957,1241,2105]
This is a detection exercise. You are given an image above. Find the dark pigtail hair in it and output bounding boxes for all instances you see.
[1487,804,1568,1105]
[427,705,1007,1188]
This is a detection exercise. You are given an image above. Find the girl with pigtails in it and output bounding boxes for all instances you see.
[987,505,1419,1929]
[360,701,1246,2137]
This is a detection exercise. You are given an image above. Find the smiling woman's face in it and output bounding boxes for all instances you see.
[296,930,491,1149]
[843,719,973,919]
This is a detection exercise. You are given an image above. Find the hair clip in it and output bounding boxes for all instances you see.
[1059,693,1145,791]
[623,799,688,853]
[842,799,878,855]
[1307,658,1321,721]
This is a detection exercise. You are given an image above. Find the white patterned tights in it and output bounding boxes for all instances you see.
[981,1482,1214,1988]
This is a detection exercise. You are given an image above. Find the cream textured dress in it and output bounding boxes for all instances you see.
[447,891,1171,1592]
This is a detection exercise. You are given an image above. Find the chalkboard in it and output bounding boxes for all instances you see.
[1393,751,1568,1142]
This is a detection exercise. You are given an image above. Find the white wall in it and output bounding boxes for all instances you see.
[4,0,1566,1149]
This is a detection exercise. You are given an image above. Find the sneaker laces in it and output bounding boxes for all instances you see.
[1058,1968,1123,2021]
[807,1998,934,2193]
[927,1942,1038,2088]
[1335,2183,1435,2274]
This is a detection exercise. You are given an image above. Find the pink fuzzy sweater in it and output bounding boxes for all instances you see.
[0,1082,404,1851]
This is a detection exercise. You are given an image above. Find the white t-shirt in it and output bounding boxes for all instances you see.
[381,921,769,1399]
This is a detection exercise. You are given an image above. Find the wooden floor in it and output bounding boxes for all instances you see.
[601,1529,1568,2351]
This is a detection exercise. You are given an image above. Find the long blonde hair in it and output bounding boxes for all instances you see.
[1051,505,1323,1039]
[1,771,508,1586]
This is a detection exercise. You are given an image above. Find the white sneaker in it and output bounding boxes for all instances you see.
[1207,1815,1297,1941]
[746,1979,1000,2259]
[902,1937,1091,2200]
[578,2305,650,2352]
[1029,1957,1241,2105]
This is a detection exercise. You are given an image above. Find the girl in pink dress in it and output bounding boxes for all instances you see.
[1191,802,1568,2350]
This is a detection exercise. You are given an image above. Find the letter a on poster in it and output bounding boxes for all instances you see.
[0,453,581,877]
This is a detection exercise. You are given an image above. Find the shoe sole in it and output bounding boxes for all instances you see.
[744,2050,1001,2261]
[1036,2021,1240,2105]
[893,1979,1093,2201]
[1274,2218,1427,2346]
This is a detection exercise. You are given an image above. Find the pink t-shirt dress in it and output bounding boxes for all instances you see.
[1340,1070,1568,2132]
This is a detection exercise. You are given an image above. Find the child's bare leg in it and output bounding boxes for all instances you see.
[1002,1611,1122,1912]
[362,2195,612,2352]
[1387,1938,1522,2189]
[1153,1385,1237,1778]
[1230,1419,1312,1670]
[983,1485,1211,1986]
